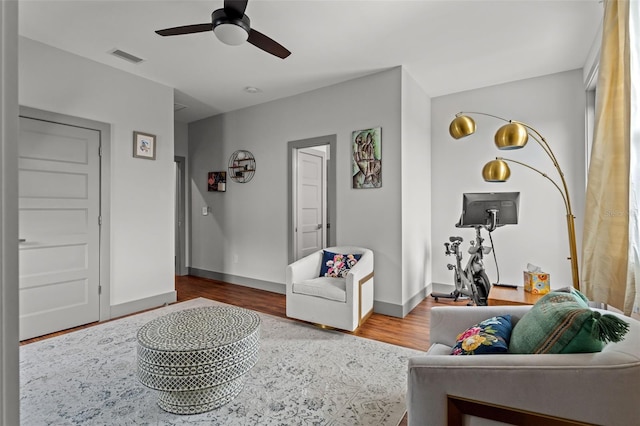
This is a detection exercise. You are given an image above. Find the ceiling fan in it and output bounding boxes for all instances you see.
[155,0,291,59]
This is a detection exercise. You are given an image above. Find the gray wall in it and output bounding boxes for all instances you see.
[174,121,190,274]
[19,37,176,310]
[188,67,589,312]
[189,67,432,312]
[13,34,588,324]
[431,70,587,289]
[174,121,189,158]
[401,69,432,313]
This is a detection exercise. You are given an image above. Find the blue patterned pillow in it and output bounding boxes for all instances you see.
[451,315,512,355]
[319,251,361,278]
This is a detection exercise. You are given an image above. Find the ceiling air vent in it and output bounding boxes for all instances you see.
[110,49,145,64]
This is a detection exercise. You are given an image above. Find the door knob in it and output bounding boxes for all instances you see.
[316,224,322,230]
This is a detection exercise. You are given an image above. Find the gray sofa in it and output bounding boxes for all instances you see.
[407,305,640,425]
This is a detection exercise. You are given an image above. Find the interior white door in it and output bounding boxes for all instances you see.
[18,117,101,340]
[296,149,326,259]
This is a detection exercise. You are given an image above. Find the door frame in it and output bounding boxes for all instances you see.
[287,134,337,264]
[1,1,20,421]
[174,156,187,276]
[295,147,327,259]
[19,106,111,322]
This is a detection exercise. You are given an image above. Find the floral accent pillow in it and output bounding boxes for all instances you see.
[319,251,362,278]
[451,315,512,355]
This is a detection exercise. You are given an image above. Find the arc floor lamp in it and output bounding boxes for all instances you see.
[449,112,580,290]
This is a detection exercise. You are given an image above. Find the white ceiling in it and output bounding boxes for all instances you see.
[19,0,603,123]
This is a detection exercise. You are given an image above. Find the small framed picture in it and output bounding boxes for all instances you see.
[133,131,156,160]
[208,171,227,192]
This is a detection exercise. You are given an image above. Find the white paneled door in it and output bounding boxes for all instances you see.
[18,117,101,340]
[295,149,326,259]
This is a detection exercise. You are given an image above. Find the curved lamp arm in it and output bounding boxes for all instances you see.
[508,120,574,217]
[494,157,579,290]
[494,157,570,215]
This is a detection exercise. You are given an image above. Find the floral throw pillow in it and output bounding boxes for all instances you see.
[451,315,512,355]
[319,251,361,278]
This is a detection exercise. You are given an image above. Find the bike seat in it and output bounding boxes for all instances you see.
[449,236,463,243]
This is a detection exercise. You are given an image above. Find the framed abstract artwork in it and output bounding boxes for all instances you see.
[352,127,381,189]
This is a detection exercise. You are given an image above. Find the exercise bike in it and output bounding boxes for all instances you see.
[431,225,492,306]
[431,192,520,306]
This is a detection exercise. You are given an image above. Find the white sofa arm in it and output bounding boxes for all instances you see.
[407,354,640,426]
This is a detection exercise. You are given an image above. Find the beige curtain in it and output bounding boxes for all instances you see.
[582,0,638,315]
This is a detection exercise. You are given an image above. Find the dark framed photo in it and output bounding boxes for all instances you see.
[208,171,227,192]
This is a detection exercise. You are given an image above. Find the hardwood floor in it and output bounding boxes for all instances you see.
[22,274,468,350]
[173,274,469,351]
[24,276,637,348]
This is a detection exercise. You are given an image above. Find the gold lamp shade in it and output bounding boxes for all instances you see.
[494,122,528,150]
[449,115,476,139]
[482,159,511,182]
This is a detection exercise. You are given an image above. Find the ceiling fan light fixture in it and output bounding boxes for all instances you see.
[156,2,290,59]
[212,8,250,46]
[214,23,248,45]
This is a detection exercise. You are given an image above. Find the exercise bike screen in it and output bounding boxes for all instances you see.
[458,192,520,228]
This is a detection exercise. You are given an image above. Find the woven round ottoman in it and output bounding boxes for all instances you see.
[136,306,261,414]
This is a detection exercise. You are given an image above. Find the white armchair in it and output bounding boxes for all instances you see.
[286,246,374,332]
[407,305,640,426]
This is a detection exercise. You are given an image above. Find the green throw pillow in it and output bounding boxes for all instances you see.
[509,290,630,354]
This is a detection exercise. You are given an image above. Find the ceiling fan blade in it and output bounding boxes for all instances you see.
[224,0,248,19]
[156,23,213,36]
[247,29,291,59]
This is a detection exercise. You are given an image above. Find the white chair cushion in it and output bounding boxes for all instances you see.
[292,277,347,302]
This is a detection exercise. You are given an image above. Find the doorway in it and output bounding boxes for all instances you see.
[288,135,337,263]
[174,156,187,276]
[296,147,327,259]
[18,107,111,340]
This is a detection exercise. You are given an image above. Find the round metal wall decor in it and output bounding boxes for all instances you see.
[228,150,256,183]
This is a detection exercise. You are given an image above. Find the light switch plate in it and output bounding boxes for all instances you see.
[202,207,208,216]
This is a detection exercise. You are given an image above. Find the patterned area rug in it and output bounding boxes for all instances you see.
[20,298,424,425]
